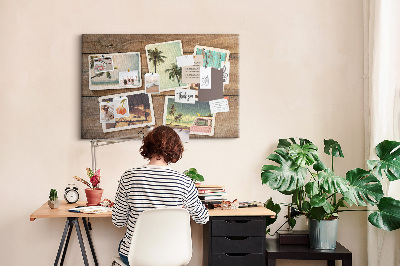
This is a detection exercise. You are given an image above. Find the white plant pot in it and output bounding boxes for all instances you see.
[48,199,60,209]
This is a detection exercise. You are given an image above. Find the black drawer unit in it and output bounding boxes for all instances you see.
[204,216,267,266]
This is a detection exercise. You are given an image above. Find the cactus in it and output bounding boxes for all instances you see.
[49,189,58,201]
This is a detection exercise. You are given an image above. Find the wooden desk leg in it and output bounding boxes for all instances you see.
[327,260,335,266]
[267,259,276,266]
[54,219,71,266]
[71,218,89,266]
[82,217,98,266]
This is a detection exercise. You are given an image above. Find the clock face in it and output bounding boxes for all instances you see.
[65,190,79,203]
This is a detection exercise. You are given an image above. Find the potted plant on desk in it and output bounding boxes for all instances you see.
[261,138,400,249]
[74,168,103,206]
[48,189,60,209]
[184,168,204,184]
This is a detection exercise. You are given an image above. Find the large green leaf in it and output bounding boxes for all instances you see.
[264,198,281,227]
[308,207,326,221]
[367,140,400,181]
[305,181,319,197]
[318,169,349,195]
[368,197,400,231]
[324,139,344,157]
[288,142,319,168]
[344,168,383,206]
[310,194,332,213]
[261,148,307,192]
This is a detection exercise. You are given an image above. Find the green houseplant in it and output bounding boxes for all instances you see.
[261,138,400,248]
[184,168,204,183]
[48,189,60,209]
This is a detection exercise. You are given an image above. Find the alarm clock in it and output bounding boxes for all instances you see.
[64,184,79,204]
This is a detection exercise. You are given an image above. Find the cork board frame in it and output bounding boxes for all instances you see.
[81,34,239,139]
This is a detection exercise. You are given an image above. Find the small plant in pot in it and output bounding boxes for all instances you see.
[74,168,103,206]
[184,168,204,183]
[48,189,60,209]
[261,138,400,249]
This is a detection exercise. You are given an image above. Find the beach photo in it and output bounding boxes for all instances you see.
[145,73,160,94]
[145,40,187,92]
[89,52,141,90]
[99,91,155,133]
[163,96,215,136]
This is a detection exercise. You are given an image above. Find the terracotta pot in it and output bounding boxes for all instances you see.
[85,188,103,206]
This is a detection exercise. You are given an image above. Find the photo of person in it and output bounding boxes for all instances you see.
[119,71,139,88]
[99,102,115,123]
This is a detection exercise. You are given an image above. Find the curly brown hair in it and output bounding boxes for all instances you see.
[140,125,184,164]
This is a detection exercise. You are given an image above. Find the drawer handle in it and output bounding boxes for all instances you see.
[225,236,249,241]
[225,253,250,257]
[224,220,250,224]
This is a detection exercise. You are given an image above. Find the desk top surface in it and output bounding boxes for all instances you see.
[30,201,275,221]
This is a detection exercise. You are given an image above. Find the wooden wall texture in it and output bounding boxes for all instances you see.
[81,34,239,139]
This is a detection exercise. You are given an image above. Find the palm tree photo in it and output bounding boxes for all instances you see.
[147,48,166,73]
[165,63,182,86]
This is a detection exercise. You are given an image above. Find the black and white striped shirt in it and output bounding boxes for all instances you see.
[112,165,209,257]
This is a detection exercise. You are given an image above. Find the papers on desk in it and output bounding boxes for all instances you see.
[69,206,112,214]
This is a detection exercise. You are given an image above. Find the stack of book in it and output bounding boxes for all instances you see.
[195,184,227,205]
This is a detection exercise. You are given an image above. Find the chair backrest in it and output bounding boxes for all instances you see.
[128,208,192,266]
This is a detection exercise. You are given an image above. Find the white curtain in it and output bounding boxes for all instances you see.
[366,0,400,265]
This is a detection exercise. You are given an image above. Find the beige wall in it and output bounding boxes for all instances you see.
[0,0,366,265]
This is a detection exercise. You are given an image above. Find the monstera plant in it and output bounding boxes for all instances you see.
[261,138,400,232]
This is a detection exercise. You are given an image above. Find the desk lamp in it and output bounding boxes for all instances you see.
[90,127,152,172]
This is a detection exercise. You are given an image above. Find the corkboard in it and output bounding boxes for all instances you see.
[81,34,239,139]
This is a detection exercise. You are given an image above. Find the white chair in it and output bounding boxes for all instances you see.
[112,208,192,266]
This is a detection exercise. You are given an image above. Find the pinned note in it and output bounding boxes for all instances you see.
[200,67,212,89]
[198,68,223,102]
[209,98,229,114]
[176,55,195,67]
[175,88,196,104]
[182,55,203,83]
[221,61,230,84]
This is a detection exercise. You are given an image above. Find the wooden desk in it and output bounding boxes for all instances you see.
[31,203,275,266]
[30,201,109,266]
[266,238,352,266]
[204,207,275,266]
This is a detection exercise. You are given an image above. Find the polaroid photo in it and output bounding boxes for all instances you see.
[114,96,130,118]
[145,73,160,94]
[99,102,115,123]
[194,45,230,69]
[163,96,215,136]
[89,52,142,90]
[98,91,155,133]
[119,71,139,88]
[94,56,113,73]
[145,40,187,92]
